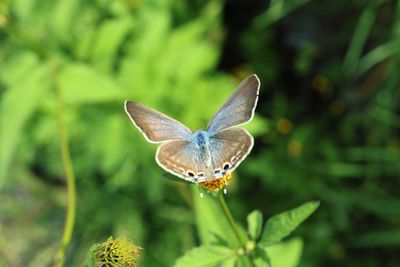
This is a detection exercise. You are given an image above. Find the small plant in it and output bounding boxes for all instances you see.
[86,237,143,267]
[174,182,319,267]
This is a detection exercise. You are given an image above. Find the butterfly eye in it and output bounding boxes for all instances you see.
[187,171,195,177]
[223,163,231,170]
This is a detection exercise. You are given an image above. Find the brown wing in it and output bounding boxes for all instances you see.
[208,128,254,178]
[156,140,208,182]
[125,100,193,143]
[156,128,253,182]
[207,75,260,135]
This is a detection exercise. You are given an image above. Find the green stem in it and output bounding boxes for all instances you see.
[3,12,75,267]
[54,64,77,267]
[216,193,256,267]
[217,193,246,246]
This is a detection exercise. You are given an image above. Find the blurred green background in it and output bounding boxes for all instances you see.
[1,0,400,266]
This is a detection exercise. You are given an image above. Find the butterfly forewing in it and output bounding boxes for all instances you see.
[207,75,260,135]
[208,128,253,177]
[125,101,193,143]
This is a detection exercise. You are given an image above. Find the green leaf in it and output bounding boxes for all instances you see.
[247,210,263,240]
[254,246,271,267]
[193,189,239,247]
[85,243,100,267]
[219,257,237,267]
[260,201,320,246]
[235,256,249,267]
[342,5,376,71]
[254,257,271,267]
[0,54,50,187]
[252,0,311,29]
[156,20,219,83]
[12,0,36,22]
[267,238,303,267]
[90,17,134,72]
[356,40,400,76]
[89,115,127,174]
[50,0,80,44]
[173,245,236,267]
[58,63,124,104]
[209,232,230,247]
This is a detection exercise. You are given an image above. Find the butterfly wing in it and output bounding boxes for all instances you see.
[125,100,193,143]
[207,75,260,135]
[156,127,253,182]
[126,75,259,181]
[156,140,207,182]
[208,128,254,178]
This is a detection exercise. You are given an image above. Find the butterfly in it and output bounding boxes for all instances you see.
[124,74,260,184]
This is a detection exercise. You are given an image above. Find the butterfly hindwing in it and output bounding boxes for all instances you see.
[208,128,254,177]
[156,140,206,182]
[156,128,253,181]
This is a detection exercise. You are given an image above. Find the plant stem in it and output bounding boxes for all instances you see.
[217,193,246,246]
[54,64,77,267]
[3,12,74,267]
[216,193,256,267]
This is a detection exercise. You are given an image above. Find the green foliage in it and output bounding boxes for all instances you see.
[1,0,399,267]
[260,201,320,246]
[247,210,263,241]
[175,198,318,266]
[253,246,271,267]
[0,52,50,186]
[58,63,124,104]
[193,189,241,246]
[267,238,303,267]
[174,246,236,267]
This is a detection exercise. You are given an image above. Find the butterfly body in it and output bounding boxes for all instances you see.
[192,130,212,167]
[193,130,209,149]
[125,75,260,183]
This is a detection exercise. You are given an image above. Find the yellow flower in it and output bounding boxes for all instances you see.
[200,172,233,192]
[87,237,143,267]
